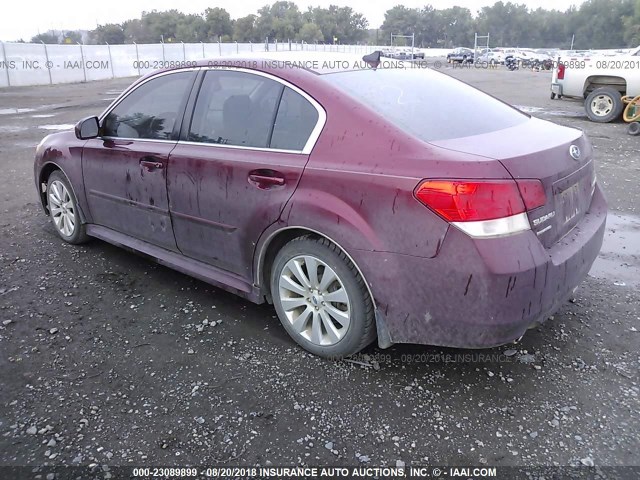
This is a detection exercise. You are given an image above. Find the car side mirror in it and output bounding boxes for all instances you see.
[75,116,99,140]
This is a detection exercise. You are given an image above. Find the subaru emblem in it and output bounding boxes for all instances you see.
[569,145,581,160]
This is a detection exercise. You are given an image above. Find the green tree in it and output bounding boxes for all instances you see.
[303,7,336,43]
[122,19,145,43]
[234,15,258,42]
[205,7,233,41]
[381,6,419,45]
[297,23,323,43]
[565,0,633,49]
[475,2,534,47]
[332,6,368,43]
[255,1,303,41]
[176,14,208,42]
[623,0,640,45]
[90,24,125,44]
[31,32,58,44]
[149,10,182,42]
[436,7,474,48]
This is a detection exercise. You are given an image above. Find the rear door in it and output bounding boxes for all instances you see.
[167,68,323,281]
[83,70,196,250]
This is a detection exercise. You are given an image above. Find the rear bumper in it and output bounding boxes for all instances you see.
[355,184,607,349]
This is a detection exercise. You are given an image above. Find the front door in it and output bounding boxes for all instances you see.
[167,69,322,281]
[82,71,196,250]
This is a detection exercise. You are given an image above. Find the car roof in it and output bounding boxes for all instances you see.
[194,51,415,75]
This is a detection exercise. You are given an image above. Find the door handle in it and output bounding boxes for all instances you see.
[140,157,164,171]
[248,170,286,189]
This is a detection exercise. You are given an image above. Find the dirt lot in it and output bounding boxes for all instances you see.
[0,61,639,474]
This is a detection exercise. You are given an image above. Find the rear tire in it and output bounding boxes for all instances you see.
[47,170,89,245]
[585,87,624,123]
[270,236,375,358]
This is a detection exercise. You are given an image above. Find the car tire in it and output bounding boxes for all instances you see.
[47,170,89,244]
[270,236,375,359]
[628,122,640,136]
[585,87,624,123]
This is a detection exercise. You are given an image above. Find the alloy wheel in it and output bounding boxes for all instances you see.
[48,180,76,237]
[278,255,351,346]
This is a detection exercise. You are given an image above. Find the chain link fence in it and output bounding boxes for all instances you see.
[0,41,388,88]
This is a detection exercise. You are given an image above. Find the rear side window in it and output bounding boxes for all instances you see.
[103,72,193,140]
[324,69,528,142]
[189,70,283,148]
[270,87,319,151]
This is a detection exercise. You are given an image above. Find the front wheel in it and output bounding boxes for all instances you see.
[47,170,89,244]
[585,87,624,123]
[270,236,375,358]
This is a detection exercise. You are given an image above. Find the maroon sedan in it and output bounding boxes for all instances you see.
[34,54,606,358]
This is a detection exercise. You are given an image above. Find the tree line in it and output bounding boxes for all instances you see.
[28,0,640,49]
[382,0,640,49]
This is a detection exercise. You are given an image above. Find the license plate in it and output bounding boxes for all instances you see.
[559,182,581,225]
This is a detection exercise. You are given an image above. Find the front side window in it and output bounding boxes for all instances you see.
[103,72,194,140]
[189,70,283,148]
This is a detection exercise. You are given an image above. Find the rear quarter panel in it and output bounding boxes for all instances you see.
[266,68,513,258]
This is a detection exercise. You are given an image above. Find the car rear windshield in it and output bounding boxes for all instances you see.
[323,68,529,142]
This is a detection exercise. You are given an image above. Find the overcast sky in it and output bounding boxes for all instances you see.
[1,0,581,41]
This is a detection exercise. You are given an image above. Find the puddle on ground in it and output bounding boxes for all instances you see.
[0,125,29,133]
[0,107,36,115]
[589,211,640,287]
[514,105,586,118]
[38,124,74,131]
[4,140,38,150]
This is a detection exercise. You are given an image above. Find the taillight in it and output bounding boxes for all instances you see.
[515,179,546,210]
[557,63,565,80]
[414,179,546,238]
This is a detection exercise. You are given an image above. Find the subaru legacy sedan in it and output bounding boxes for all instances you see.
[34,53,606,358]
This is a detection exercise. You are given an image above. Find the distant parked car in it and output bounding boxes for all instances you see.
[476,50,505,65]
[34,52,606,358]
[517,49,552,69]
[447,47,474,63]
[380,48,394,58]
[388,47,424,60]
[403,47,425,60]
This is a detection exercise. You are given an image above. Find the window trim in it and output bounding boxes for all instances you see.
[182,66,326,155]
[98,66,327,155]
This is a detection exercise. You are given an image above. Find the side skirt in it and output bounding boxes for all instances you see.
[86,225,264,304]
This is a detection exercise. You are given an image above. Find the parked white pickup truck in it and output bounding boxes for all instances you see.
[550,45,640,122]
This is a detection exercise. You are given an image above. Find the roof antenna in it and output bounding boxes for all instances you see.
[362,50,381,70]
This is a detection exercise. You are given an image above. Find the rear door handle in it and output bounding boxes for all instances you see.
[248,170,286,189]
[140,156,164,171]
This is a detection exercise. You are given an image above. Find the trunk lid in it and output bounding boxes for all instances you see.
[431,118,596,247]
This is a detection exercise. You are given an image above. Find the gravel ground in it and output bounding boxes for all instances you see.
[0,61,638,473]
